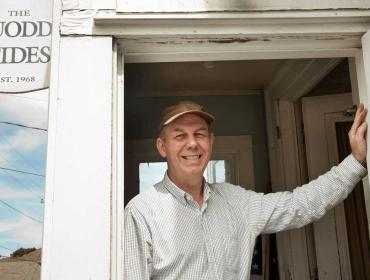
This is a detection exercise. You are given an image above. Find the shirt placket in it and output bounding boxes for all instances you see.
[201,211,220,280]
[186,194,220,280]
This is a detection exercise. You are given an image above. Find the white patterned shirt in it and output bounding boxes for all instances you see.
[124,155,367,280]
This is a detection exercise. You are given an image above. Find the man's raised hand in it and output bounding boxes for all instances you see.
[349,103,368,164]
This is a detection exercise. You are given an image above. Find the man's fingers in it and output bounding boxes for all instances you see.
[357,121,368,137]
[350,104,366,135]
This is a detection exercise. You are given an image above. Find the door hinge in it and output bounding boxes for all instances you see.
[276,126,281,139]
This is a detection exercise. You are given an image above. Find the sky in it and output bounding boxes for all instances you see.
[0,89,48,258]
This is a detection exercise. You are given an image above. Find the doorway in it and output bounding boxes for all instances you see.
[122,57,370,279]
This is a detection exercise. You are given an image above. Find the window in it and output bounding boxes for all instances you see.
[139,160,227,193]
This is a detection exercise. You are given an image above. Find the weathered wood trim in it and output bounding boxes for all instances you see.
[111,42,125,280]
[61,10,370,36]
[116,0,370,13]
[131,89,262,97]
[264,93,290,280]
[57,10,370,62]
[266,58,342,100]
[62,0,115,10]
[278,100,312,280]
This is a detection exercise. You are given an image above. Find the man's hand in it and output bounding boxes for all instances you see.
[349,103,368,164]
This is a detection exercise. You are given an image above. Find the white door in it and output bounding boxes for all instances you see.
[302,93,353,280]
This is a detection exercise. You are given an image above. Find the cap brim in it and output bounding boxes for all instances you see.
[163,110,215,126]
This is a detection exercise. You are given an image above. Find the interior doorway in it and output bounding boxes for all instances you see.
[122,57,369,280]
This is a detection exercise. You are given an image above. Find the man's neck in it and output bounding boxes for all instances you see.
[168,171,204,206]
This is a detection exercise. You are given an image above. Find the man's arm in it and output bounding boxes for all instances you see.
[124,206,152,280]
[257,154,367,233]
[253,104,368,234]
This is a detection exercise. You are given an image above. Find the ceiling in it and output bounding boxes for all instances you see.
[125,58,351,98]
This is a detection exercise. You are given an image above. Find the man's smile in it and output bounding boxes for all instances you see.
[182,155,202,160]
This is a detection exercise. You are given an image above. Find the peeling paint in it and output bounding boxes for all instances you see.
[208,38,258,43]
[136,37,274,45]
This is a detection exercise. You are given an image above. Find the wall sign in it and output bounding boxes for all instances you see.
[0,0,52,93]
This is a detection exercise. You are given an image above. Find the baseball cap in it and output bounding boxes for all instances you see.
[159,101,215,129]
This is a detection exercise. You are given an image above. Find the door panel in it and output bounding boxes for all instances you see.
[302,93,353,280]
[302,93,370,280]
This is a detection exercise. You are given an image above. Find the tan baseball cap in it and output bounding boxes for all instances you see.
[159,101,215,129]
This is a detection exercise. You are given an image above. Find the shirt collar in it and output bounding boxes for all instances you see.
[162,172,212,205]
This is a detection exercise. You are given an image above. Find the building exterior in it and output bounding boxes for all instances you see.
[42,1,370,279]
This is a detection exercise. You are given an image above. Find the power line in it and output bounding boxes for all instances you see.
[0,244,14,252]
[0,121,47,132]
[0,199,43,223]
[0,154,44,200]
[0,166,45,177]
[0,134,41,175]
[0,171,44,201]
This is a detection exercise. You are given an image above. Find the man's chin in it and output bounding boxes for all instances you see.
[182,168,204,177]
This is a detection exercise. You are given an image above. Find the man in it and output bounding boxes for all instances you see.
[124,101,368,280]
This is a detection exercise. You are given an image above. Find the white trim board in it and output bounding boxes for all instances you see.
[57,10,370,62]
[116,1,370,13]
[42,36,113,280]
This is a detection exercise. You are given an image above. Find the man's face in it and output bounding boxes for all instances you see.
[156,113,214,181]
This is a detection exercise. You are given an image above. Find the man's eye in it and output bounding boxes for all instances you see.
[175,134,186,140]
[195,133,207,138]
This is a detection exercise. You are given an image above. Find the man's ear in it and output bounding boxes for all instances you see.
[156,137,167,158]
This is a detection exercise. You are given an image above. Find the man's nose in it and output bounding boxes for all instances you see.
[186,135,198,148]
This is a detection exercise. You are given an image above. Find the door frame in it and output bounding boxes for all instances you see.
[43,8,370,280]
[302,93,354,279]
[111,23,370,280]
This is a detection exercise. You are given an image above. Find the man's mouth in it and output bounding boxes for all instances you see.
[182,155,201,160]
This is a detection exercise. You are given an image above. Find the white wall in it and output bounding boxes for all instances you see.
[60,0,370,12]
[117,0,370,12]
[42,36,112,279]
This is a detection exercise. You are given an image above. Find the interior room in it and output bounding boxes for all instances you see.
[123,58,370,279]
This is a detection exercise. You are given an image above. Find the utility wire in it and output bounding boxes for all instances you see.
[0,121,47,132]
[0,134,41,174]
[0,169,44,201]
[0,244,14,252]
[0,156,44,200]
[0,166,45,177]
[0,199,43,223]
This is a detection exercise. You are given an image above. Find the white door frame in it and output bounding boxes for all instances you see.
[44,8,370,280]
[110,17,370,280]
